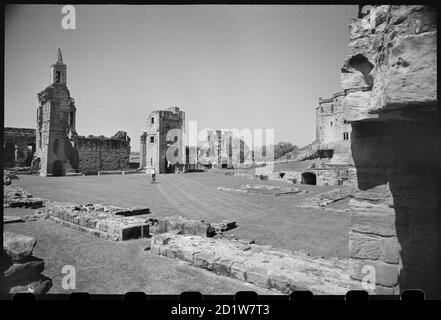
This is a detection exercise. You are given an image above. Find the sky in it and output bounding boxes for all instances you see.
[5,5,357,151]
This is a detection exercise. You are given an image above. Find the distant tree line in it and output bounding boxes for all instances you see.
[258,142,298,160]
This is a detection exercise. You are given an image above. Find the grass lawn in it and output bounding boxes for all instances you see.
[11,172,349,258]
[4,220,275,294]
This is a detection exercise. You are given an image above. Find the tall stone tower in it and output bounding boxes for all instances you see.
[33,49,78,176]
[140,107,185,173]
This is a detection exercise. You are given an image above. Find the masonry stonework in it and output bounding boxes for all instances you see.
[140,107,185,174]
[342,5,439,297]
[3,128,36,168]
[31,49,131,176]
[76,132,130,174]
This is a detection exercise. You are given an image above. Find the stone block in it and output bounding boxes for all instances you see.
[268,273,293,294]
[230,263,247,282]
[212,258,234,277]
[9,275,53,295]
[350,233,400,264]
[120,224,149,241]
[193,252,218,271]
[351,260,399,288]
[114,207,150,216]
[165,246,178,259]
[176,248,200,263]
[4,257,45,282]
[245,267,270,288]
[349,279,398,295]
[3,231,37,262]
[369,32,437,112]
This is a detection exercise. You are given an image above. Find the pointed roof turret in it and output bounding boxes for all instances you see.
[56,48,63,65]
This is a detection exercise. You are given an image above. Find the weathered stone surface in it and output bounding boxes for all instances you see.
[114,207,150,216]
[267,274,293,294]
[149,233,350,294]
[351,260,400,288]
[245,267,270,288]
[344,5,440,298]
[193,252,218,271]
[343,6,437,121]
[176,247,200,263]
[350,199,396,237]
[230,262,247,282]
[343,91,373,122]
[349,17,372,40]
[4,258,45,282]
[212,258,234,277]
[3,231,37,262]
[300,187,353,209]
[153,215,215,237]
[350,233,400,264]
[349,279,399,295]
[9,275,53,295]
[35,200,150,241]
[341,67,370,90]
[3,185,45,209]
[369,32,437,112]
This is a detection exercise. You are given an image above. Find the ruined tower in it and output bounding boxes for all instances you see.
[33,49,78,176]
[140,107,185,174]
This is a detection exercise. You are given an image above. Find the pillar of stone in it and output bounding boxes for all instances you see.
[139,132,147,169]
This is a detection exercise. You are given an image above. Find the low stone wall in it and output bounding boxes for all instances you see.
[218,184,306,197]
[233,167,355,187]
[35,201,150,241]
[3,185,45,209]
[299,188,354,209]
[2,231,52,294]
[150,232,350,294]
[148,215,236,237]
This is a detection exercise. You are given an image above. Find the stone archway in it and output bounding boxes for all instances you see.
[52,160,65,176]
[301,172,317,185]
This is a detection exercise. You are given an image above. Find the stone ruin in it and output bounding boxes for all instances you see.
[139,107,186,174]
[11,48,132,177]
[149,232,350,295]
[3,127,36,168]
[2,231,53,294]
[342,5,439,297]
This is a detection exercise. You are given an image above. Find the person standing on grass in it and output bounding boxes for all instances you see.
[151,167,156,184]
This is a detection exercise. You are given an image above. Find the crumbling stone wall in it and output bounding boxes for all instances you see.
[76,131,131,174]
[33,49,131,176]
[3,127,36,168]
[343,5,439,297]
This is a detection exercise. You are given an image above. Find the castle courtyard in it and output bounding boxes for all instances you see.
[4,172,349,294]
[5,173,349,258]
